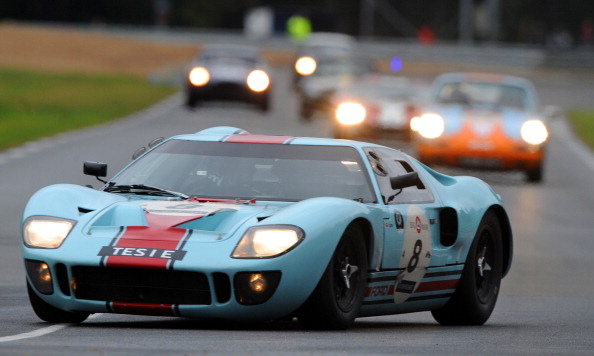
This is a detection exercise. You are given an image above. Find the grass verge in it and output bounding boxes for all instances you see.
[0,67,176,151]
[567,110,594,150]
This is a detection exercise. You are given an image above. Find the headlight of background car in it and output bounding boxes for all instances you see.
[336,102,366,125]
[232,225,304,258]
[23,216,75,248]
[189,66,210,86]
[294,56,317,76]
[411,113,445,139]
[520,119,548,145]
[246,70,270,92]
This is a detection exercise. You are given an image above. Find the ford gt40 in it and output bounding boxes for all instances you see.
[22,126,512,329]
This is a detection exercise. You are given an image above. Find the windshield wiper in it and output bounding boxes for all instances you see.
[104,184,188,199]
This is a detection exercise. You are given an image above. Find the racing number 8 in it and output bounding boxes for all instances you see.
[407,239,423,273]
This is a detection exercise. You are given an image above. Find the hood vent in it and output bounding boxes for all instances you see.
[78,207,95,214]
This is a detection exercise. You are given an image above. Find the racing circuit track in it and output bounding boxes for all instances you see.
[1,53,594,355]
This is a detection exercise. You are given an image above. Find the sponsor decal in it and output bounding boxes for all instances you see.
[393,205,433,304]
[365,284,395,298]
[99,201,239,269]
[98,246,186,260]
[362,268,462,306]
[394,211,404,230]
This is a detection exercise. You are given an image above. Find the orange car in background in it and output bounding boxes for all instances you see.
[412,72,549,182]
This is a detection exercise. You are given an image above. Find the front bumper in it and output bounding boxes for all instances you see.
[416,139,545,171]
[23,232,323,321]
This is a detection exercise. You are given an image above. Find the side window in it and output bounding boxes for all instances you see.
[365,147,434,204]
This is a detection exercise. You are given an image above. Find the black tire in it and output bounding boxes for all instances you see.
[258,96,270,112]
[185,91,200,108]
[297,225,368,330]
[27,282,89,323]
[300,102,314,121]
[431,212,503,325]
[526,163,543,183]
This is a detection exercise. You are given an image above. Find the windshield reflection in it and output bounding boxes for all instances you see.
[109,140,376,203]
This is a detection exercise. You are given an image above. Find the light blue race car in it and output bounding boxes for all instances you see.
[22,126,512,330]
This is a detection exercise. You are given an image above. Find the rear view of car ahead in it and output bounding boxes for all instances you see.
[412,72,548,182]
[22,126,512,330]
[186,44,271,111]
[292,32,356,92]
[331,74,424,140]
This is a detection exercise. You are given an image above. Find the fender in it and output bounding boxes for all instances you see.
[22,184,125,222]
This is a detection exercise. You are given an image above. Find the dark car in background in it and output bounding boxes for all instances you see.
[292,32,357,91]
[185,44,271,111]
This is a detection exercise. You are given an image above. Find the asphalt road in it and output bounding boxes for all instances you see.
[1,65,594,355]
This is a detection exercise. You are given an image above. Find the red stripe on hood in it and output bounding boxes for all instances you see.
[105,212,200,269]
[225,134,293,144]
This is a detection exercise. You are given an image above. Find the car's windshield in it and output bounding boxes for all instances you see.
[436,81,531,110]
[109,140,376,203]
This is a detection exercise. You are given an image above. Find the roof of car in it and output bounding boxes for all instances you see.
[434,72,534,88]
[172,126,384,150]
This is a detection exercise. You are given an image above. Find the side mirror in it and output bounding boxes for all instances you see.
[390,172,420,190]
[84,161,107,177]
[84,161,107,183]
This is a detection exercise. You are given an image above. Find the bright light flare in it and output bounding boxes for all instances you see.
[24,218,74,248]
[189,67,210,86]
[413,113,445,139]
[232,226,303,258]
[521,119,548,145]
[247,70,270,92]
[295,56,317,76]
[336,102,366,125]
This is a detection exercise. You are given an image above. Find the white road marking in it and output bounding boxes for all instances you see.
[0,314,101,343]
[0,323,67,343]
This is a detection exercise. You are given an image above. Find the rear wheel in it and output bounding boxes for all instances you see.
[297,225,367,330]
[258,96,270,112]
[431,212,503,325]
[27,282,89,323]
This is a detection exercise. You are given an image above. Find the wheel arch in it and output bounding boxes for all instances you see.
[346,217,374,266]
[486,204,513,277]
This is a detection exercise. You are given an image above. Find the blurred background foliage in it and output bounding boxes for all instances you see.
[1,0,593,45]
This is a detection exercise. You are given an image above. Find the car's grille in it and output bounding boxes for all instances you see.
[72,266,212,305]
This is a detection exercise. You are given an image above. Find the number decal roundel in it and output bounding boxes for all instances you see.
[393,205,433,304]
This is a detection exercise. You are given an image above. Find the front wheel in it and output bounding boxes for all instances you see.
[27,282,89,323]
[297,225,368,330]
[431,212,503,325]
[526,162,543,183]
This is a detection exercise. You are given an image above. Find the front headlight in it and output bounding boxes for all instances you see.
[232,225,304,258]
[413,113,445,139]
[189,66,210,86]
[295,56,317,76]
[23,216,75,248]
[521,119,548,145]
[247,70,270,92]
[336,102,366,125]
